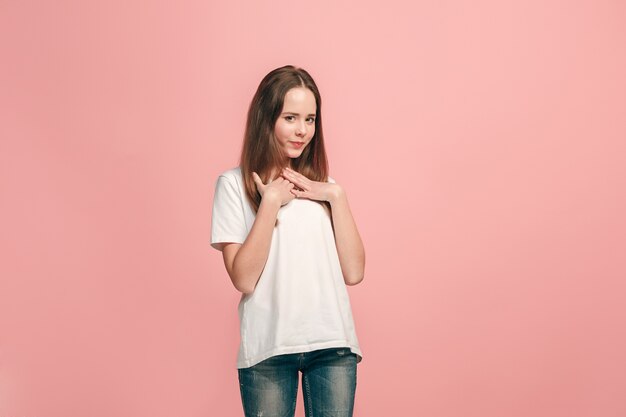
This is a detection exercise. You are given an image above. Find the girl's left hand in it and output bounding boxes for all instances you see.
[280,166,341,202]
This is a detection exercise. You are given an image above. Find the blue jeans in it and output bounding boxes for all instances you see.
[237,347,358,417]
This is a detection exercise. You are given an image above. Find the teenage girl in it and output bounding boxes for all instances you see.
[210,65,365,417]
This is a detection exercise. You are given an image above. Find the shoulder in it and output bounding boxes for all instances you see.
[216,166,243,184]
[213,167,245,199]
[327,175,336,184]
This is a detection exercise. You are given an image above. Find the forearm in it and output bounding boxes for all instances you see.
[329,188,366,285]
[232,197,281,293]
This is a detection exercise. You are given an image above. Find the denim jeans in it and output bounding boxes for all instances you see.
[237,347,358,417]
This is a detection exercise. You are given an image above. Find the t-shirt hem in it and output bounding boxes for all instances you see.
[210,236,245,250]
[236,341,363,369]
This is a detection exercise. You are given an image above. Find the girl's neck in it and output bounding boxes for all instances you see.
[271,161,294,179]
[269,166,283,180]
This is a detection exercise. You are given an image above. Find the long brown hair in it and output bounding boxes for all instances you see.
[239,65,330,215]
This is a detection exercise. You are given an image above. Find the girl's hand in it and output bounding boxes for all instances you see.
[280,167,341,202]
[252,171,296,207]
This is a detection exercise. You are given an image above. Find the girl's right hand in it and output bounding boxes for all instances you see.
[252,172,296,207]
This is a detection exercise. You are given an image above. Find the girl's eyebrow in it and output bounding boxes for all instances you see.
[281,112,316,116]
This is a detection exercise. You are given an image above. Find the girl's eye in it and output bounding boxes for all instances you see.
[285,116,316,123]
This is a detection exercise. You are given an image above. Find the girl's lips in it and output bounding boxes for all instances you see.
[290,141,305,148]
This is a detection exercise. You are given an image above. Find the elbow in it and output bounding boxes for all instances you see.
[345,271,364,286]
[345,256,365,286]
[235,282,254,295]
[231,272,258,295]
[233,277,254,295]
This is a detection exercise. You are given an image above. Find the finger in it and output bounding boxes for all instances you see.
[282,170,300,186]
[283,168,310,189]
[280,172,294,185]
[252,172,262,185]
[285,167,304,178]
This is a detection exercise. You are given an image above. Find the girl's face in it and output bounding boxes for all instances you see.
[274,87,316,164]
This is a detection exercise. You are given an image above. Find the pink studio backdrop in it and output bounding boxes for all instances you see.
[1,0,625,416]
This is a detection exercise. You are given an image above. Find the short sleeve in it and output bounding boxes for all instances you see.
[210,175,248,251]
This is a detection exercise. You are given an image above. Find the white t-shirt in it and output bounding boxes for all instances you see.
[210,166,363,369]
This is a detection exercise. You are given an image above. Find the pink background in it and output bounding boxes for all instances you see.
[1,0,625,416]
